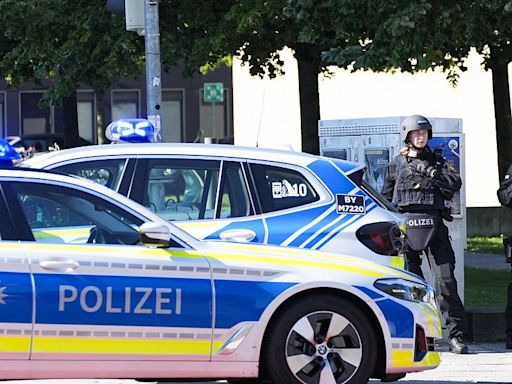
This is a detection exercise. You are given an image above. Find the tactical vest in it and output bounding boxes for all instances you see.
[392,155,436,208]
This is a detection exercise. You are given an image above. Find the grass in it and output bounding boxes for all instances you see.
[462,237,509,307]
[466,236,504,255]
[464,267,510,307]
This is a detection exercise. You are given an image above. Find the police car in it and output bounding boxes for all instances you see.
[0,163,440,382]
[22,119,406,269]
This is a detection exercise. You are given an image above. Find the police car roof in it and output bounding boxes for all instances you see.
[21,143,362,171]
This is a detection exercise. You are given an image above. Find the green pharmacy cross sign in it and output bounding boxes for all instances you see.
[203,82,224,103]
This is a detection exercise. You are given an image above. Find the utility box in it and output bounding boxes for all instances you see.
[125,0,145,36]
[319,116,466,301]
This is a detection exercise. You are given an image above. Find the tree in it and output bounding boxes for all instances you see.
[158,1,373,154]
[0,0,144,145]
[318,0,512,181]
[461,1,512,180]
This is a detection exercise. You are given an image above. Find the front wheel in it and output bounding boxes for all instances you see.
[262,294,378,384]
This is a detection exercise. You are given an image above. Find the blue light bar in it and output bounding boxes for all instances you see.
[105,119,155,143]
[0,139,21,167]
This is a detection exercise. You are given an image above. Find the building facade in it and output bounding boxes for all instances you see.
[0,65,233,144]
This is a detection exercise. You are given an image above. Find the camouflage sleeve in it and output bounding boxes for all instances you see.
[381,157,398,202]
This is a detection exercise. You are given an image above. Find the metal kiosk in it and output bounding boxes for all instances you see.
[319,116,466,301]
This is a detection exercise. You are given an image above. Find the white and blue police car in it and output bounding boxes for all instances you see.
[0,148,440,382]
[22,119,407,270]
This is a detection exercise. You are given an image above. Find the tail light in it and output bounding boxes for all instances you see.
[356,222,404,256]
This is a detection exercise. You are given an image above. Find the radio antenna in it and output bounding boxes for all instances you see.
[255,88,266,148]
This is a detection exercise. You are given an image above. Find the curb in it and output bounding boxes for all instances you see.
[466,307,506,342]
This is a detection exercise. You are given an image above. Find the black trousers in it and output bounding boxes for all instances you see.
[406,213,468,339]
[506,280,512,338]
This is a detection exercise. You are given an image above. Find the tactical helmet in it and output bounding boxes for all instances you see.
[400,115,432,143]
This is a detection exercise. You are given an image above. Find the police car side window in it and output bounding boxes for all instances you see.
[250,164,319,213]
[11,182,143,245]
[218,162,253,219]
[54,159,127,189]
[144,159,220,221]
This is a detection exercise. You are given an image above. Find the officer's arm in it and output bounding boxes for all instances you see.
[433,165,462,192]
[380,159,397,201]
[497,164,512,207]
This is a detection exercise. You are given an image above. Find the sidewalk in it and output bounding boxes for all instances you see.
[397,341,512,383]
[465,252,510,271]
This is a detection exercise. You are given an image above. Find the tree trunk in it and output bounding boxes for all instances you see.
[489,49,512,181]
[62,93,80,148]
[294,44,321,155]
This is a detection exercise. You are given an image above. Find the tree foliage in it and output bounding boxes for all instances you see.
[0,0,144,144]
[1,0,512,176]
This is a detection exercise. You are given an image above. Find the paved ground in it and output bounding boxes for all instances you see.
[394,340,512,383]
[465,252,511,271]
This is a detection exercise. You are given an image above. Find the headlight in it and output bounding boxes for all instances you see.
[374,278,435,305]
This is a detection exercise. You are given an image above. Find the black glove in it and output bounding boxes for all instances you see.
[413,159,437,177]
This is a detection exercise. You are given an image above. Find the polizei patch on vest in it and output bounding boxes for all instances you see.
[407,217,434,228]
[336,194,365,214]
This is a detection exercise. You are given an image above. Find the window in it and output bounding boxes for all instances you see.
[20,92,50,135]
[77,91,95,143]
[199,87,231,141]
[111,90,140,120]
[250,164,319,213]
[218,162,253,218]
[143,159,221,221]
[53,159,128,190]
[11,182,143,245]
[19,92,64,135]
[161,89,184,142]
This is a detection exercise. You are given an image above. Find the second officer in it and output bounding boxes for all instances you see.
[381,114,469,354]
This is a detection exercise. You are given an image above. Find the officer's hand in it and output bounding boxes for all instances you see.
[414,160,437,177]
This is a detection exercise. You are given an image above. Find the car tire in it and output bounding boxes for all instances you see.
[261,294,377,384]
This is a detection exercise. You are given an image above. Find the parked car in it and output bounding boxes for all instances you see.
[22,120,407,269]
[0,166,440,383]
[6,134,92,157]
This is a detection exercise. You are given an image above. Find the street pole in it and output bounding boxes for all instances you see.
[144,0,162,142]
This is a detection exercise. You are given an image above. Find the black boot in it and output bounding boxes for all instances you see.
[506,336,512,349]
[449,336,468,354]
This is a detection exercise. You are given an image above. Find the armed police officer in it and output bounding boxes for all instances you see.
[381,115,469,354]
[497,164,512,349]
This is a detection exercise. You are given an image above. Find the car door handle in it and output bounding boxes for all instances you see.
[39,258,80,272]
[219,229,256,242]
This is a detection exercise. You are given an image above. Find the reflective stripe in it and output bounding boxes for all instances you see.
[390,256,405,270]
[32,337,222,355]
[392,350,441,368]
[220,243,409,278]
[206,252,392,278]
[16,243,202,259]
[0,336,31,352]
[33,228,91,240]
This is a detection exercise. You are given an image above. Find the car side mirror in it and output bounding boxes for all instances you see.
[139,222,171,248]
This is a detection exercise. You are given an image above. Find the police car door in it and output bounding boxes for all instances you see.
[5,179,213,362]
[0,186,33,360]
[130,158,265,243]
